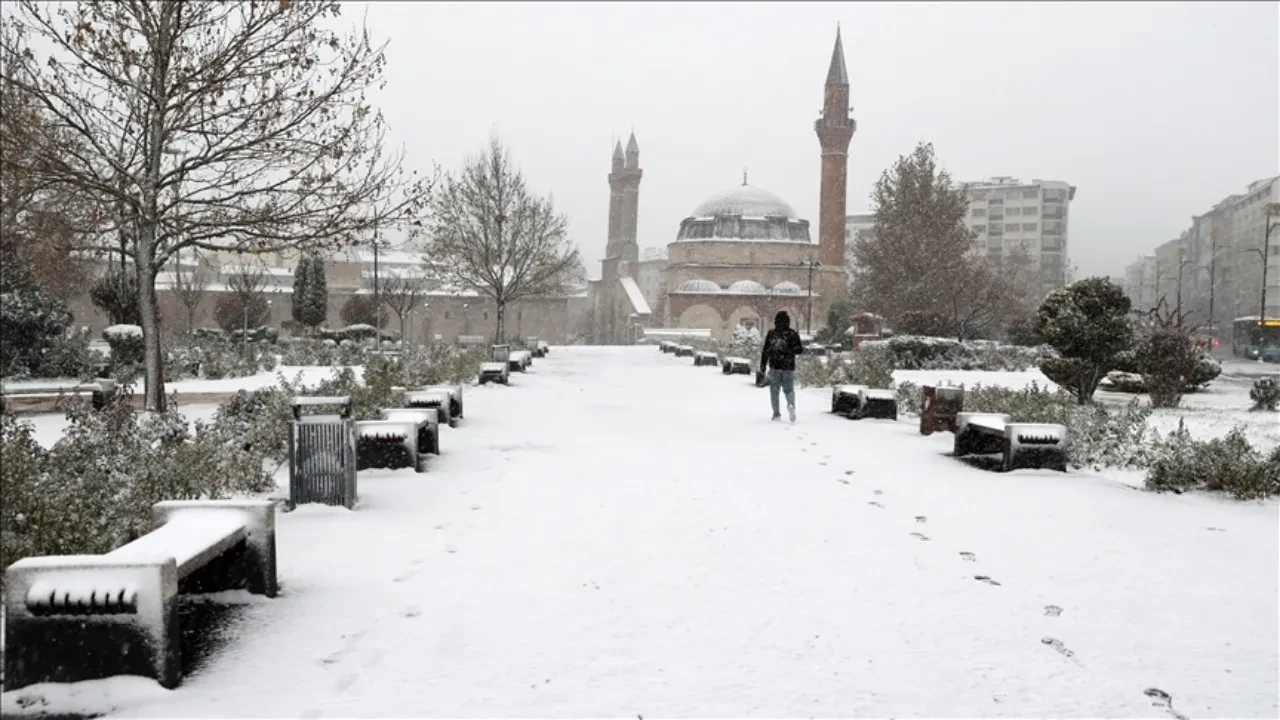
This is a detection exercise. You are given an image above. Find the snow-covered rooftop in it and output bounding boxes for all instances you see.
[690,184,800,219]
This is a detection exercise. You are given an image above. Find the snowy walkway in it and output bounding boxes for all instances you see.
[103,348,1277,716]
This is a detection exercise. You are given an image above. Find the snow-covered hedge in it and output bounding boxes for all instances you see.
[1251,377,1280,411]
[1146,424,1280,499]
[164,338,278,381]
[0,391,275,582]
[860,335,1058,372]
[797,345,894,389]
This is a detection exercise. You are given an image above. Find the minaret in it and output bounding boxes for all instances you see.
[814,25,855,275]
[605,140,625,260]
[612,131,642,263]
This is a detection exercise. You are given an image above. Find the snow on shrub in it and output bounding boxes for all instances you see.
[1250,377,1280,412]
[1146,423,1280,499]
[893,379,1155,470]
[859,334,1057,372]
[103,324,145,377]
[797,344,893,388]
[0,393,274,583]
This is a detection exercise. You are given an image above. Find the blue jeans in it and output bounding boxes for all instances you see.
[768,369,796,416]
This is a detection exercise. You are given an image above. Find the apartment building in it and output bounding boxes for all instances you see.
[1145,176,1280,332]
[960,177,1075,297]
[1122,255,1157,312]
[842,212,876,286]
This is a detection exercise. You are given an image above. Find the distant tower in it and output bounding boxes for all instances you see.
[606,140,625,260]
[814,25,855,274]
[612,132,642,264]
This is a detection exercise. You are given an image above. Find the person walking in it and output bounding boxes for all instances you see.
[759,310,805,422]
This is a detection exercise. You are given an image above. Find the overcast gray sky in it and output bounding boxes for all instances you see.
[358,1,1278,280]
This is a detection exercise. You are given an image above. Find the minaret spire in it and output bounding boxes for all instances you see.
[743,168,748,186]
[826,23,848,85]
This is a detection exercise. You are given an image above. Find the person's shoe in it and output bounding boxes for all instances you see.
[788,405,796,423]
[771,413,781,421]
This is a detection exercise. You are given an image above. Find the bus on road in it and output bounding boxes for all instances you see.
[1232,316,1280,360]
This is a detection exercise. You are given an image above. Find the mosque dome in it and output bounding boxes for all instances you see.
[675,278,722,294]
[772,281,804,295]
[726,280,768,295]
[676,183,812,243]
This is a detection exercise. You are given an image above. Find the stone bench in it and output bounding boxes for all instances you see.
[3,500,277,691]
[721,356,752,375]
[355,419,429,472]
[0,378,117,414]
[508,349,533,372]
[830,385,897,420]
[659,340,673,353]
[830,384,867,416]
[953,412,1068,472]
[421,384,464,422]
[673,345,694,357]
[537,340,550,356]
[478,361,510,385]
[404,389,454,426]
[381,408,440,455]
[694,351,719,367]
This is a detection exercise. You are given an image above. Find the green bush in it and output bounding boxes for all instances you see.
[1146,425,1280,499]
[0,394,275,583]
[860,335,1056,372]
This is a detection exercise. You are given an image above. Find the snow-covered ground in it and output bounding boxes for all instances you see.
[3,346,1277,718]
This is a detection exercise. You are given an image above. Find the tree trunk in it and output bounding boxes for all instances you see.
[137,250,166,411]
[494,300,506,344]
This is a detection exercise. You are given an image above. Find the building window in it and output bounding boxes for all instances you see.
[1022,222,1038,232]
[483,311,489,320]
[1022,188,1038,199]
[445,311,451,319]
[1006,207,1022,216]
[972,208,986,218]
[1024,206,1039,216]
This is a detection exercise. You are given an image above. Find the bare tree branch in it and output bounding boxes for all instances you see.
[1,0,432,409]
[425,135,578,342]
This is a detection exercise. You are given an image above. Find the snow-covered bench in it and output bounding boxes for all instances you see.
[479,361,510,385]
[952,413,1067,472]
[674,344,694,357]
[355,419,429,472]
[3,500,277,691]
[422,384,464,422]
[508,349,533,372]
[537,340,550,356]
[525,337,545,358]
[381,408,440,455]
[0,378,117,414]
[721,356,752,375]
[404,389,454,426]
[919,385,965,435]
[658,340,672,353]
[855,388,898,420]
[694,351,719,367]
[290,394,353,421]
[830,384,867,416]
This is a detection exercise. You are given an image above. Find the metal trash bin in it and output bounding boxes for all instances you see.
[288,396,358,509]
[492,344,511,364]
[920,385,964,435]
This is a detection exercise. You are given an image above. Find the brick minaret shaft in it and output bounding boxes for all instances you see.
[814,26,855,272]
[606,132,642,264]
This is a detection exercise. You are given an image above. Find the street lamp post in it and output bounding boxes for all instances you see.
[802,259,821,335]
[1175,253,1194,327]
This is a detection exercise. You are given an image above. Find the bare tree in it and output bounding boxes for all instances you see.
[213,262,269,333]
[942,257,1014,341]
[425,135,579,343]
[171,249,211,333]
[377,271,423,340]
[1,1,431,410]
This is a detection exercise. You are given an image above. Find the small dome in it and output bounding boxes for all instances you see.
[773,281,803,295]
[691,184,798,219]
[727,280,768,294]
[676,279,721,294]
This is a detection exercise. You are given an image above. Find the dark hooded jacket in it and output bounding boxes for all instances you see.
[760,311,805,372]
